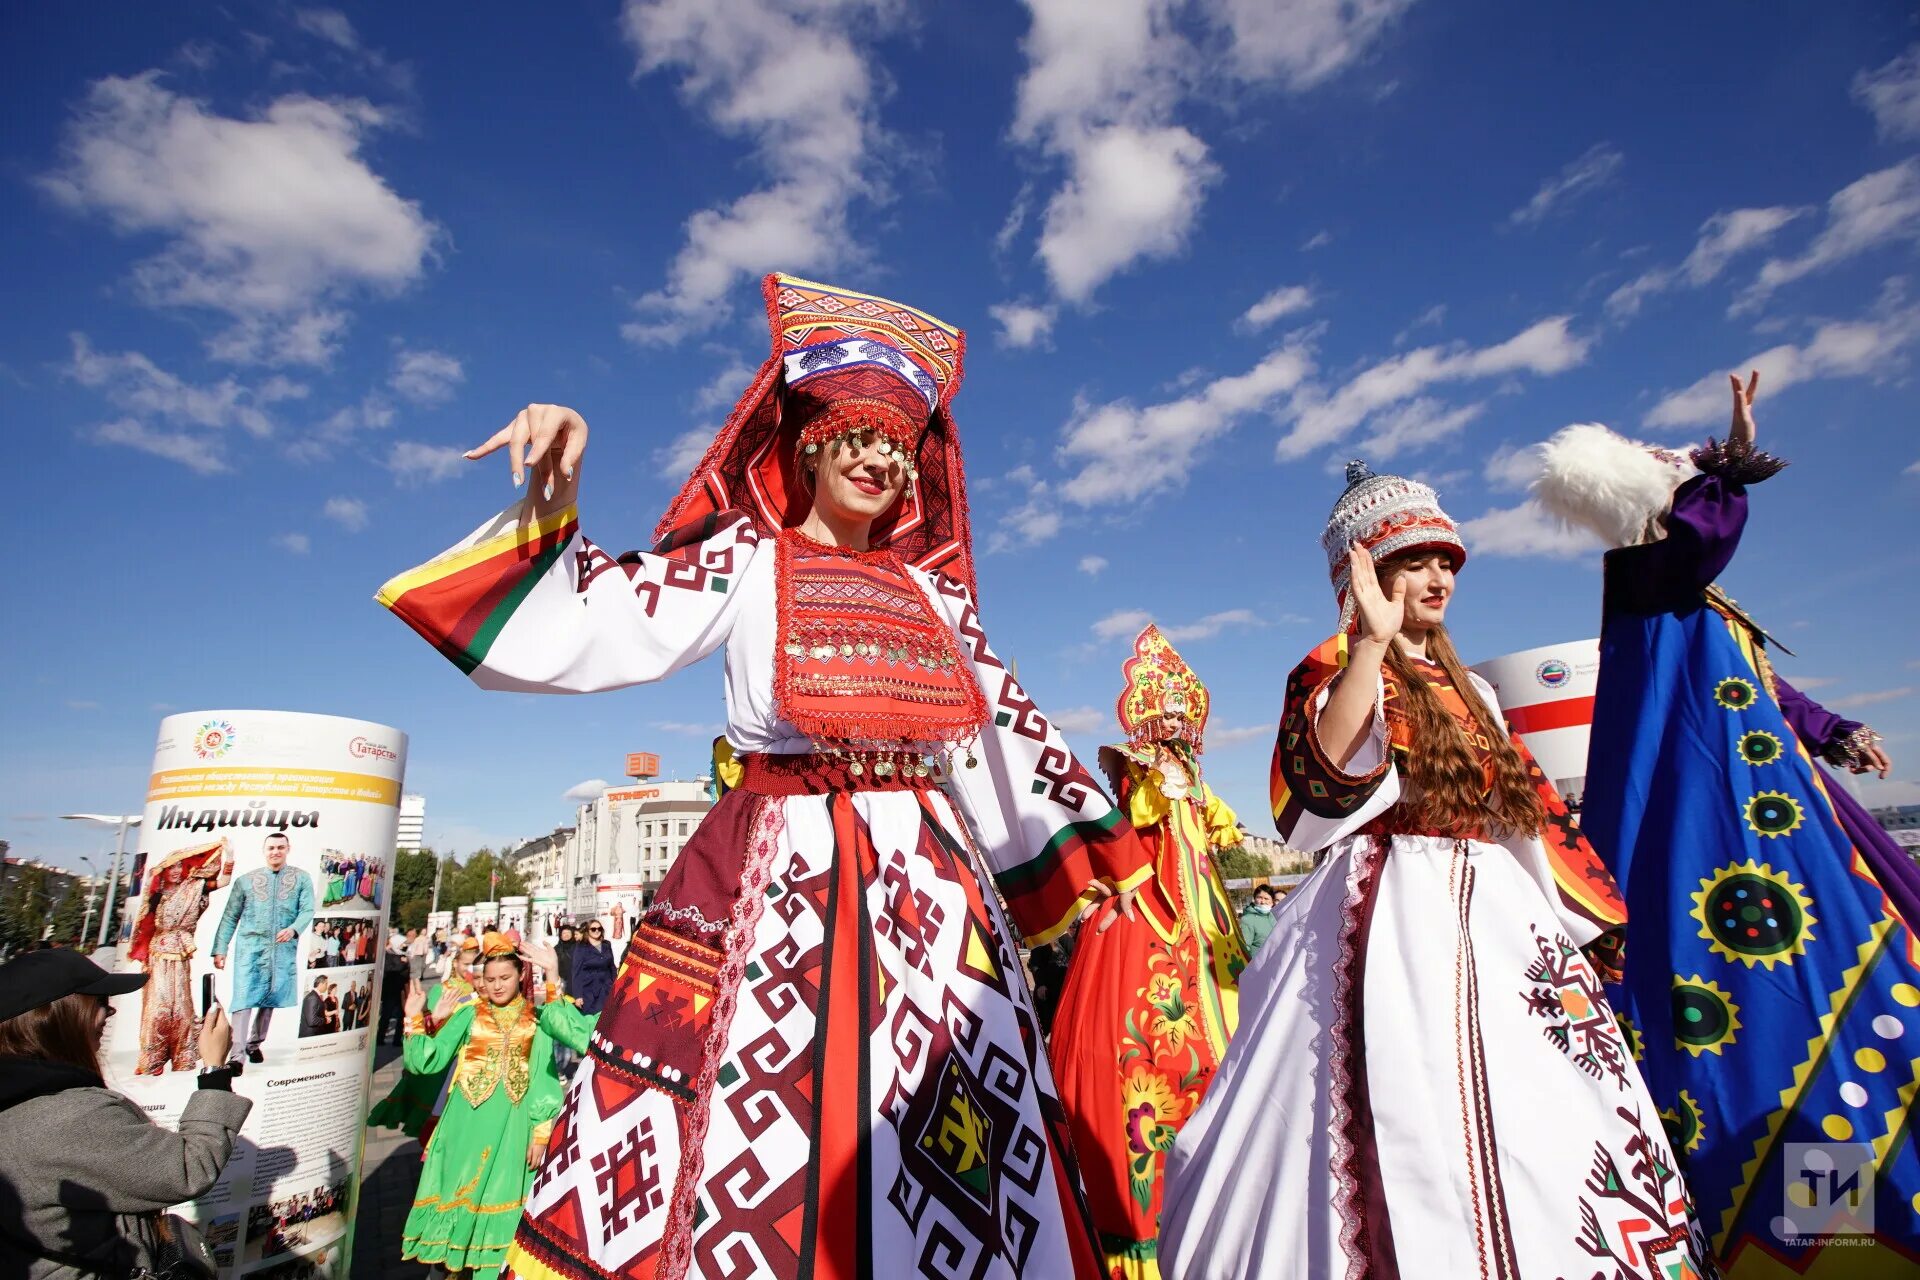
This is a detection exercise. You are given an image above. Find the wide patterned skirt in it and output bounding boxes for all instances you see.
[503,773,1103,1280]
[1159,834,1712,1280]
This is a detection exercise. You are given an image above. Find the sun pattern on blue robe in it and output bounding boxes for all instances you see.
[1584,467,1920,1276]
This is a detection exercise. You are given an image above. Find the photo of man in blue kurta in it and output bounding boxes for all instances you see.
[211,831,316,1067]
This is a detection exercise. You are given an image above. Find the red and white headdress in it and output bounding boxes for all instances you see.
[654,273,978,596]
[1322,461,1466,629]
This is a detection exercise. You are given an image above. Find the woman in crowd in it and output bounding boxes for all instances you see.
[1050,624,1248,1279]
[1532,373,1920,1270]
[1236,884,1276,955]
[0,949,250,1279]
[398,934,595,1280]
[566,920,614,1015]
[128,837,233,1075]
[371,934,484,1141]
[551,922,578,994]
[1160,464,1706,1279]
[378,273,1147,1279]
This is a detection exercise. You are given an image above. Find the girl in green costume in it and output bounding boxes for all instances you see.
[370,936,483,1139]
[399,935,594,1280]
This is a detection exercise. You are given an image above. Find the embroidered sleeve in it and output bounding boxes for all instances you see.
[1691,436,1787,485]
[928,573,1152,945]
[1822,725,1884,770]
[1121,764,1172,831]
[1775,675,1873,765]
[1270,636,1392,838]
[401,1003,473,1075]
[1203,790,1241,849]
[376,501,763,694]
[1507,726,1626,941]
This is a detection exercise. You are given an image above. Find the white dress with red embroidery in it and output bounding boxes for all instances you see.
[378,501,1149,1280]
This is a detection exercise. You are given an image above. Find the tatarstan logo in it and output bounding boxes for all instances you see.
[1535,659,1572,689]
[349,736,398,761]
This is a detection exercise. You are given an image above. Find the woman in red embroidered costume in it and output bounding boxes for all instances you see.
[128,838,235,1075]
[1048,625,1247,1280]
[378,274,1149,1280]
[1158,465,1709,1280]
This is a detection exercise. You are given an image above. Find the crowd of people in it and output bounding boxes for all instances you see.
[3,272,1911,1280]
[318,852,382,909]
[248,1180,347,1259]
[297,974,371,1037]
[305,917,377,968]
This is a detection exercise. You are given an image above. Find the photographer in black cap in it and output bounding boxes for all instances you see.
[0,949,251,1279]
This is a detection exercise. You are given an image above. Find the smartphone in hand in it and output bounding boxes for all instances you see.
[201,973,216,1017]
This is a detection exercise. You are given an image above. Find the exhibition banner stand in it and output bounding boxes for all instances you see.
[108,710,407,1280]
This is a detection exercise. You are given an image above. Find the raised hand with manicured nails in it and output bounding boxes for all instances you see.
[466,403,589,515]
[1348,544,1406,646]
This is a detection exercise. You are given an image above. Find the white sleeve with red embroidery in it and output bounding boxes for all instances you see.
[375,500,765,694]
[919,571,1151,945]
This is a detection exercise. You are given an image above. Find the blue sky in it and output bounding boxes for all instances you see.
[6,2,1919,870]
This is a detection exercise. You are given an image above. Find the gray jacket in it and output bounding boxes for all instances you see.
[0,1059,252,1279]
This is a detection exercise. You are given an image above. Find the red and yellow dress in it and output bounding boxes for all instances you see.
[1050,625,1247,1279]
[378,273,1151,1280]
[127,838,232,1075]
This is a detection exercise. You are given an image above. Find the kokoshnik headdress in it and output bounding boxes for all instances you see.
[1322,461,1466,630]
[1116,625,1210,752]
[654,273,977,597]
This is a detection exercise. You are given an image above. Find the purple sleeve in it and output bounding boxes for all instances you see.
[1775,676,1863,753]
[1601,475,1748,614]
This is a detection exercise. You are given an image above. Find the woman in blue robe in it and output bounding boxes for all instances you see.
[1534,373,1920,1276]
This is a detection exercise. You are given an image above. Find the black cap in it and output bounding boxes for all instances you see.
[0,949,148,1023]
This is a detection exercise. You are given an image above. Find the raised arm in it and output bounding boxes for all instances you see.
[1777,675,1892,777]
[376,404,763,693]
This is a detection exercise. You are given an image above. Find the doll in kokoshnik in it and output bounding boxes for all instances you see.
[377,273,1151,1280]
[1049,624,1249,1280]
[1533,372,1920,1275]
[1159,464,1709,1280]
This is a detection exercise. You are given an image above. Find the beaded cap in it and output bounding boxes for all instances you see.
[1322,460,1466,629]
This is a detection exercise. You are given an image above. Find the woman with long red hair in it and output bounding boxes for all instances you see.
[1159,465,1708,1280]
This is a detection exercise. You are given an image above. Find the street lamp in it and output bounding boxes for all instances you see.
[61,813,142,949]
[79,854,99,945]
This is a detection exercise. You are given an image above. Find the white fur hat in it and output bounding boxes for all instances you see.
[1530,423,1697,550]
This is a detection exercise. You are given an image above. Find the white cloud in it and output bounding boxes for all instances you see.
[1301,229,1334,251]
[694,359,756,411]
[293,8,358,49]
[390,349,465,404]
[1078,555,1109,576]
[1393,303,1446,345]
[563,778,612,801]
[1276,316,1590,459]
[1062,339,1315,507]
[655,426,714,475]
[93,417,230,473]
[66,699,103,712]
[289,391,396,463]
[1644,301,1920,429]
[988,466,1063,552]
[652,720,724,735]
[1238,284,1315,332]
[1355,396,1485,459]
[1007,0,1407,303]
[1828,687,1913,711]
[1508,143,1623,227]
[1483,441,1545,491]
[1458,499,1602,559]
[1606,206,1805,319]
[1047,706,1106,734]
[40,73,438,365]
[1854,45,1920,140]
[1092,606,1263,643]
[1093,608,1156,640]
[387,440,468,486]
[271,532,312,555]
[990,301,1059,350]
[1209,722,1275,745]
[617,0,898,344]
[1736,160,1920,313]
[323,495,368,531]
[66,333,296,437]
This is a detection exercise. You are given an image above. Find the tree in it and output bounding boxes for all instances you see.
[439,848,528,913]
[390,848,439,932]
[1214,844,1272,884]
[0,864,54,952]
[47,879,90,944]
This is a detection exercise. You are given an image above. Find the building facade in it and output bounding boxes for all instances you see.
[396,794,427,852]
[506,826,574,893]
[565,780,714,917]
